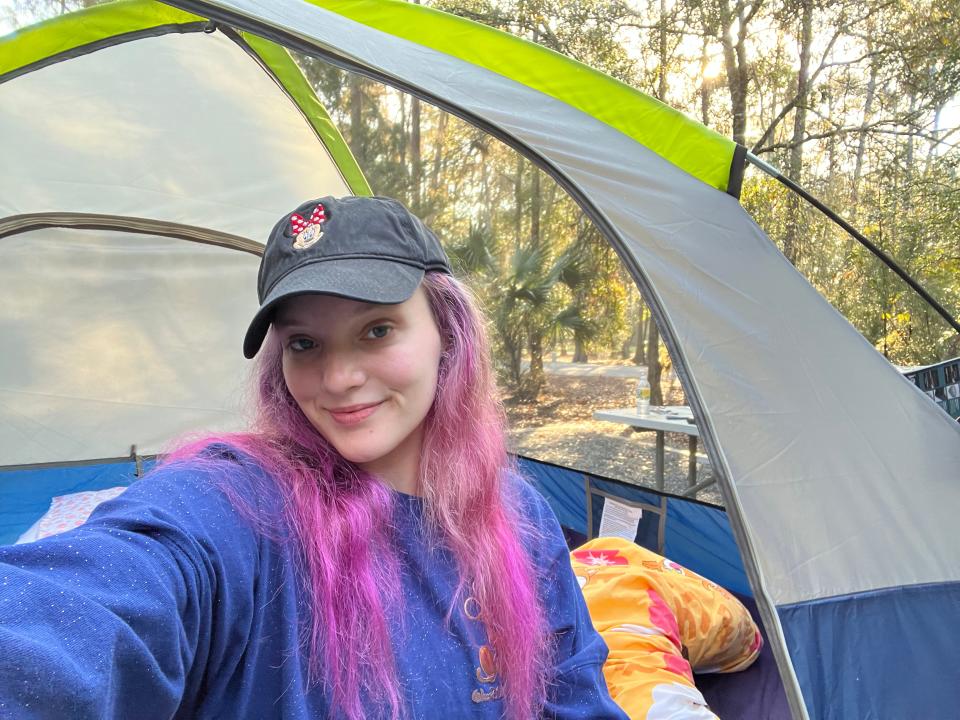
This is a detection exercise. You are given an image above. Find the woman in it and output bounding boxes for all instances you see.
[0,196,627,719]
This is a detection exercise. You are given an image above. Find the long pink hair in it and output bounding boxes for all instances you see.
[164,272,549,719]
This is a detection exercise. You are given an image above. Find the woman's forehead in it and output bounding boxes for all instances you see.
[274,294,377,325]
[274,288,426,327]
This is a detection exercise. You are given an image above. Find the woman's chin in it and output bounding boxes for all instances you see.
[336,447,384,467]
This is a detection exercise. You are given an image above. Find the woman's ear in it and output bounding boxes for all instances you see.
[440,333,456,373]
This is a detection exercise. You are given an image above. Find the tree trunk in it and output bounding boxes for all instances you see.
[523,159,545,398]
[905,92,916,183]
[783,0,813,266]
[525,328,545,399]
[410,96,422,212]
[530,167,541,248]
[573,333,588,363]
[717,0,755,147]
[646,317,664,405]
[837,55,877,303]
[644,6,672,401]
[348,73,365,169]
[658,0,669,102]
[430,113,448,190]
[827,87,836,180]
[514,155,524,246]
[406,0,424,204]
[621,322,634,359]
[632,309,646,365]
[925,104,942,176]
[505,332,522,386]
[700,34,712,127]
[852,57,877,211]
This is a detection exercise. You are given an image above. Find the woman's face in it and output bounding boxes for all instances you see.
[275,287,443,492]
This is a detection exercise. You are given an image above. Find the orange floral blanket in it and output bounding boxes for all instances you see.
[571,538,762,719]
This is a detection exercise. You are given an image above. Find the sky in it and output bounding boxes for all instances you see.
[942,99,960,132]
[0,0,23,37]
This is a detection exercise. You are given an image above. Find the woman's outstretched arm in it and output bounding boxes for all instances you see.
[0,464,261,719]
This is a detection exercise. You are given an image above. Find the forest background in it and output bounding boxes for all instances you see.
[5,0,960,405]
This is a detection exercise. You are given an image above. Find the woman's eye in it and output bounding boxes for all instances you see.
[288,337,316,352]
[367,325,391,339]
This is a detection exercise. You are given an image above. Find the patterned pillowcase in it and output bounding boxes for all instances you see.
[16,487,127,544]
[571,537,762,719]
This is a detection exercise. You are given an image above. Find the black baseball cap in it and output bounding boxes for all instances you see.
[243,195,452,358]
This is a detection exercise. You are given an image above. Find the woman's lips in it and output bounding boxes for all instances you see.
[328,401,383,426]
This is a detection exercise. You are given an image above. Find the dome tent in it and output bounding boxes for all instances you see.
[2,1,959,718]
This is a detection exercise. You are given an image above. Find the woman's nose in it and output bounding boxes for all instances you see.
[321,351,366,394]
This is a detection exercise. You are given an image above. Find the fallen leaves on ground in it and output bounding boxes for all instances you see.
[501,374,721,505]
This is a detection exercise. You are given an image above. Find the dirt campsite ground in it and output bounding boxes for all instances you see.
[502,359,722,506]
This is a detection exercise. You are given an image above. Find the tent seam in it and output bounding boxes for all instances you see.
[0,22,211,86]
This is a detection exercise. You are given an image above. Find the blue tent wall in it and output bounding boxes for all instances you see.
[0,460,153,545]
[516,455,750,595]
[779,581,960,719]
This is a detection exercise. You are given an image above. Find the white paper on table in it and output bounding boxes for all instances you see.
[598,497,643,541]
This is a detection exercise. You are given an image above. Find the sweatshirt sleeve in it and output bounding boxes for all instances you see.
[0,460,262,719]
[511,480,630,720]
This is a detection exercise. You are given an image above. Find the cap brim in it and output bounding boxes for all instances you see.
[243,258,424,358]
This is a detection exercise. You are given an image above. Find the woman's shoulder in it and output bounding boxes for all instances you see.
[503,470,552,518]
[110,440,285,529]
[502,471,565,545]
[144,439,270,486]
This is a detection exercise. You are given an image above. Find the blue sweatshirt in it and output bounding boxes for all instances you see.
[0,453,627,719]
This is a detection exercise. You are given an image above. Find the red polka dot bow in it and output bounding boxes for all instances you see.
[290,204,326,235]
[290,203,327,249]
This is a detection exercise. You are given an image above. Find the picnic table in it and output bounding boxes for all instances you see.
[592,405,714,497]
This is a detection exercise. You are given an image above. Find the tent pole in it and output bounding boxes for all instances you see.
[745,151,960,337]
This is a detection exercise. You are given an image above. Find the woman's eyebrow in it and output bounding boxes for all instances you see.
[351,301,397,315]
[274,302,393,328]
[273,313,314,330]
[272,314,298,329]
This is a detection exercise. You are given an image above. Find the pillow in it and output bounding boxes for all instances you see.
[16,486,127,544]
[571,538,762,718]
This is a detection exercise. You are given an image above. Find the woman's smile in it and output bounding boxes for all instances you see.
[327,400,385,426]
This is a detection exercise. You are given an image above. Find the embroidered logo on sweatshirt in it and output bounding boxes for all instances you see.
[464,595,504,704]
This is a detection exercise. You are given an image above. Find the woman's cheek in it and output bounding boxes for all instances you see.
[282,359,319,407]
[381,349,426,385]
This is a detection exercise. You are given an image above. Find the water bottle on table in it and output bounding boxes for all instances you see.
[636,367,651,414]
